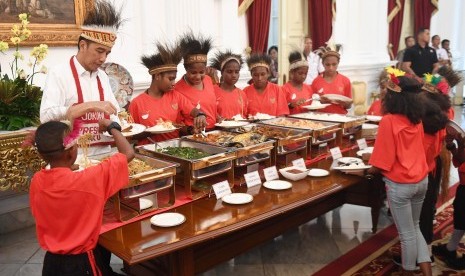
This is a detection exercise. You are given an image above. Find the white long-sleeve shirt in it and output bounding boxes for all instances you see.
[305,52,324,85]
[40,56,119,123]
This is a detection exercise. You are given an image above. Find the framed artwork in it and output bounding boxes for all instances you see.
[0,0,93,46]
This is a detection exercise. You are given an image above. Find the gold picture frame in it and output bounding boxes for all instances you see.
[0,0,93,46]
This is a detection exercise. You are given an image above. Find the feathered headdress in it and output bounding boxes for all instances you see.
[141,42,182,75]
[246,53,271,72]
[210,50,243,71]
[315,46,340,61]
[179,32,213,65]
[384,66,405,93]
[438,66,463,89]
[288,50,308,71]
[80,0,124,48]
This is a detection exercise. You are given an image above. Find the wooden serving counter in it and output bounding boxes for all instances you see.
[99,148,384,276]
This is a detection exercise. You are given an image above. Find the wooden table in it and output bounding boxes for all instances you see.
[99,149,384,275]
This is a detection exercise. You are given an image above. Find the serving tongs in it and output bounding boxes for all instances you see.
[147,137,158,151]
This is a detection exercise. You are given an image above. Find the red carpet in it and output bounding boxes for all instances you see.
[313,183,464,276]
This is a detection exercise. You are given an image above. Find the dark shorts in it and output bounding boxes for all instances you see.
[42,245,113,276]
[454,185,465,230]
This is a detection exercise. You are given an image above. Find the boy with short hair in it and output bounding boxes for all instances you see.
[30,118,134,275]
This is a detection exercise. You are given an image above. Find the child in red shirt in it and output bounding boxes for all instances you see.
[210,50,248,120]
[283,51,313,114]
[243,53,289,117]
[368,76,432,275]
[30,119,134,275]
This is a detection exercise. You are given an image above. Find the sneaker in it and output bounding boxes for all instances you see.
[432,243,456,260]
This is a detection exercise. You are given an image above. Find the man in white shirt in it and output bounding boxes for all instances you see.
[40,1,123,156]
[303,36,324,85]
[431,35,449,67]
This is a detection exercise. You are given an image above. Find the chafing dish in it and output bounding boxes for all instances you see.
[259,117,342,147]
[185,130,275,167]
[136,138,236,199]
[90,152,179,222]
[232,124,311,165]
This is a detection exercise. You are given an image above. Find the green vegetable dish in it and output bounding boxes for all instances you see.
[158,147,211,160]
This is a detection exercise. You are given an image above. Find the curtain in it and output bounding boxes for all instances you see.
[413,0,438,34]
[308,0,333,49]
[240,0,272,53]
[388,0,405,57]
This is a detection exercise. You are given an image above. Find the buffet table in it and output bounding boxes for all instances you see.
[99,148,384,276]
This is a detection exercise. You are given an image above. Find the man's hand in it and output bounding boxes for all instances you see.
[98,118,113,133]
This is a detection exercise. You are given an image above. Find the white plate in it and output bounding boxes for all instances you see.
[356,147,374,157]
[101,63,134,108]
[337,157,362,164]
[362,123,378,130]
[103,123,146,137]
[139,198,153,210]
[222,193,253,205]
[145,125,179,134]
[150,212,186,227]
[333,164,372,173]
[308,168,329,177]
[302,103,331,110]
[446,120,465,138]
[366,115,382,122]
[215,121,250,128]
[323,94,352,103]
[250,113,276,120]
[263,180,292,190]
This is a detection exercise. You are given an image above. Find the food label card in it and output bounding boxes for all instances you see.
[356,138,368,150]
[212,180,232,199]
[292,158,307,170]
[330,147,342,160]
[244,171,262,188]
[263,166,279,181]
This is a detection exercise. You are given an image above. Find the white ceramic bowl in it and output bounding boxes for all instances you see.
[279,166,309,181]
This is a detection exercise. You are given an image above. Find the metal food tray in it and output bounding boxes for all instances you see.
[137,138,236,179]
[233,124,311,155]
[258,117,341,145]
[185,130,274,167]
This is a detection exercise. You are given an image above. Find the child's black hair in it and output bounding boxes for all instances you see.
[421,93,449,134]
[382,76,424,124]
[35,121,70,162]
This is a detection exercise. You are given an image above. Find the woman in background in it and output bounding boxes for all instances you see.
[282,51,313,114]
[311,48,352,114]
[243,53,289,117]
[210,50,248,120]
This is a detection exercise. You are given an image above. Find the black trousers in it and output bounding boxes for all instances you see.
[454,184,465,230]
[419,157,442,244]
[42,245,114,276]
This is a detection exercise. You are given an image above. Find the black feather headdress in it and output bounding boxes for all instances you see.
[179,32,213,65]
[80,0,124,47]
[246,53,271,72]
[438,66,463,88]
[210,50,243,71]
[141,43,182,75]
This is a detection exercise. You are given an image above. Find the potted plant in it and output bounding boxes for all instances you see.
[0,13,48,131]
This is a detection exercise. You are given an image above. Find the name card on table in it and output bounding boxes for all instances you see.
[244,171,262,188]
[330,146,342,160]
[292,158,307,170]
[263,166,279,181]
[357,138,368,150]
[212,180,232,199]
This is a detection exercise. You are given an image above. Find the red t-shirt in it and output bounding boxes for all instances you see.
[30,153,128,254]
[423,130,445,172]
[282,82,313,115]
[214,86,248,119]
[369,114,428,183]
[311,73,352,114]
[175,75,217,129]
[129,91,194,143]
[244,82,290,116]
[367,100,383,116]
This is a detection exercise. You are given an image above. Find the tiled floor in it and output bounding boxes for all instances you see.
[1,106,463,276]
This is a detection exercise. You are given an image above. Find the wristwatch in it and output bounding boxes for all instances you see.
[106,121,122,133]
